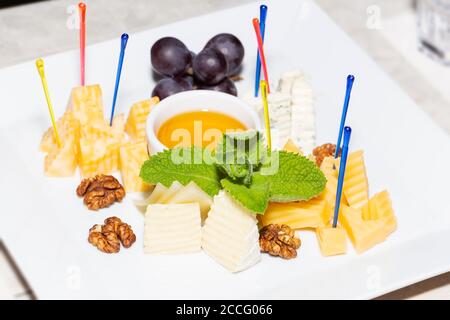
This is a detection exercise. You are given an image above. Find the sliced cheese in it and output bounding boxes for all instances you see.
[202,191,261,273]
[261,198,326,229]
[144,203,201,254]
[146,183,169,204]
[166,182,213,221]
[157,181,184,204]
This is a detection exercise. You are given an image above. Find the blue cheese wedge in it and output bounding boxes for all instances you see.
[242,70,316,152]
[290,74,315,154]
[202,191,261,273]
[144,203,202,254]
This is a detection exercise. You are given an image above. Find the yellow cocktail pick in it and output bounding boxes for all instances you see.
[36,58,61,148]
[260,80,271,150]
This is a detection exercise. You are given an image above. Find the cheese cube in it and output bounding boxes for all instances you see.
[44,136,78,177]
[340,204,396,253]
[119,140,150,192]
[78,137,121,177]
[260,198,326,229]
[202,191,261,273]
[320,156,338,178]
[144,203,201,254]
[125,97,159,140]
[40,110,80,153]
[67,84,104,125]
[78,115,124,177]
[166,182,213,221]
[316,225,347,256]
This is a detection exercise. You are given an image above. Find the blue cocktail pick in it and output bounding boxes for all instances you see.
[334,75,354,157]
[332,126,352,228]
[110,33,129,126]
[254,5,268,97]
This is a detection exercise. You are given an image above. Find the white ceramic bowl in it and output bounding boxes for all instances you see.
[146,90,262,154]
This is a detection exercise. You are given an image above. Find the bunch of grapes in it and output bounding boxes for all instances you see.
[150,34,245,100]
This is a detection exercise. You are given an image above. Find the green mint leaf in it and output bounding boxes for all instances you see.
[215,130,265,185]
[264,151,327,202]
[220,173,270,213]
[140,147,221,197]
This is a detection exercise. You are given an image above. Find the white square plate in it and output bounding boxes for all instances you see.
[0,0,449,299]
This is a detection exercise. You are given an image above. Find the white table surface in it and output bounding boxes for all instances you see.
[0,0,448,300]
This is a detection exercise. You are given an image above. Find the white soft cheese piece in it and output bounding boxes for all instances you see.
[166,181,213,221]
[277,70,304,93]
[144,203,201,254]
[202,191,261,273]
[156,181,183,204]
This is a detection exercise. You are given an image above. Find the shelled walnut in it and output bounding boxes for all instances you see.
[88,216,136,253]
[259,224,301,259]
[312,143,340,166]
[77,175,125,210]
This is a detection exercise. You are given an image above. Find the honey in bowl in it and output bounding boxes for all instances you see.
[157,110,247,149]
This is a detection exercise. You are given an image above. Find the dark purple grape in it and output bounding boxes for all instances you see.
[151,37,192,77]
[151,77,192,100]
[205,33,244,75]
[193,48,228,85]
[181,74,195,88]
[197,78,237,96]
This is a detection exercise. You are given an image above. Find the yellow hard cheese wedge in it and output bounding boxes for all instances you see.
[336,150,369,209]
[283,138,303,155]
[340,198,396,253]
[316,224,347,256]
[67,84,104,125]
[320,156,338,178]
[125,97,159,140]
[119,140,150,192]
[261,198,326,229]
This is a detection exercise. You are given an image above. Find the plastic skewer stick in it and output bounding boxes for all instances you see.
[334,75,354,157]
[252,18,270,93]
[254,5,268,97]
[261,80,271,150]
[79,2,86,86]
[332,126,352,228]
[36,58,61,148]
[110,33,129,126]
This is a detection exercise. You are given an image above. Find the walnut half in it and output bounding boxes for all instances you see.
[259,224,301,259]
[77,175,125,210]
[312,143,341,167]
[88,217,136,254]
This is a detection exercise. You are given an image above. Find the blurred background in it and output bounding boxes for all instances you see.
[0,0,449,300]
